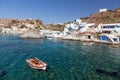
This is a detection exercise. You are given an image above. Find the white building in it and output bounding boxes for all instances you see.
[64,19,95,35]
[40,30,62,38]
[99,8,107,12]
[79,23,95,32]
[64,23,78,35]
[97,23,120,44]
[75,19,82,24]
[98,23,120,34]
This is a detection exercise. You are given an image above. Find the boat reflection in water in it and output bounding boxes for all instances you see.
[26,57,47,71]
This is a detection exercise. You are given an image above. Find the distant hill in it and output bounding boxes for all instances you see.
[0,18,66,31]
[45,24,66,31]
[0,18,45,29]
[81,8,120,24]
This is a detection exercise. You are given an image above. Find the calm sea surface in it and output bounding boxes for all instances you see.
[0,35,120,80]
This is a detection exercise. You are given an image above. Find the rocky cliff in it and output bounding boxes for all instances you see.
[0,18,45,34]
[0,18,44,28]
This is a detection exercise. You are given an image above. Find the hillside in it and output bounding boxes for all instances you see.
[81,8,120,24]
[0,18,45,29]
[45,24,66,31]
[1,8,120,32]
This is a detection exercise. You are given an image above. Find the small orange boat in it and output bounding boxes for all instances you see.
[26,57,47,71]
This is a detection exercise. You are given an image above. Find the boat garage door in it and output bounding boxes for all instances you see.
[101,36,107,41]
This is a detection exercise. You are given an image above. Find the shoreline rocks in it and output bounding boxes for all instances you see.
[19,30,43,39]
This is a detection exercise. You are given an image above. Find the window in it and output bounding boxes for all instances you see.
[86,35,91,39]
[57,33,59,34]
[102,26,115,28]
[117,26,120,28]
[113,38,117,42]
[110,26,115,28]
[102,26,107,28]
[102,31,111,33]
[88,35,91,39]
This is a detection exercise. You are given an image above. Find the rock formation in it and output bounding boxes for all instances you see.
[19,30,43,39]
[0,18,45,34]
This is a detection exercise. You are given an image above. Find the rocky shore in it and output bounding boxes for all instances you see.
[19,30,43,39]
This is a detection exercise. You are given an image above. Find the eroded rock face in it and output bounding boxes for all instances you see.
[19,30,43,39]
[0,70,6,77]
[0,18,45,34]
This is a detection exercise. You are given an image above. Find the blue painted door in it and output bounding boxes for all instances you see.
[101,36,107,41]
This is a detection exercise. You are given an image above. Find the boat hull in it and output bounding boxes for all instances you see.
[26,59,47,71]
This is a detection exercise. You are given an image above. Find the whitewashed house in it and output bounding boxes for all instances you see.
[78,23,95,32]
[96,23,120,44]
[64,23,77,35]
[75,19,82,24]
[64,19,95,35]
[99,8,107,12]
[40,30,61,38]
[63,19,95,41]
[98,23,120,34]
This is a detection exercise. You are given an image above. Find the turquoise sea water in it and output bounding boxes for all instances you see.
[0,35,120,80]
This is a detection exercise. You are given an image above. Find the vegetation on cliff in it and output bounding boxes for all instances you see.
[0,18,45,29]
[81,8,120,24]
[45,24,66,31]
